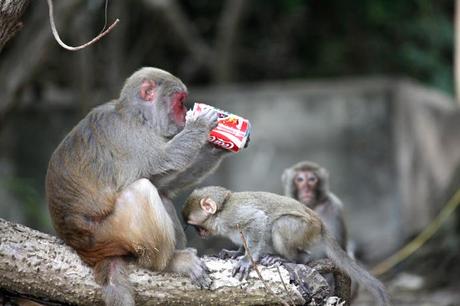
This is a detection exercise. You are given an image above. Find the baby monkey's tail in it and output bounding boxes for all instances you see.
[321,226,391,306]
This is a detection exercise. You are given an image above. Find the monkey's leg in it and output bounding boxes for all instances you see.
[107,179,211,288]
[161,196,187,250]
[272,216,322,299]
[95,178,176,271]
[232,231,269,281]
[165,248,212,289]
[272,215,321,262]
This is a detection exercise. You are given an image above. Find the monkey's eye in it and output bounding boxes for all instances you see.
[294,176,305,183]
[307,176,318,184]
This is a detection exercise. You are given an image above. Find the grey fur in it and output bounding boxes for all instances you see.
[46,67,229,306]
[184,186,390,306]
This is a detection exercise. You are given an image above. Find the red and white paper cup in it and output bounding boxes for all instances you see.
[188,103,251,153]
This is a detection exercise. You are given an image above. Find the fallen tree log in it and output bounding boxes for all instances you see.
[0,218,311,305]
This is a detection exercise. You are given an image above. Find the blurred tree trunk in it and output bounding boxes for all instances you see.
[0,0,80,128]
[213,0,247,83]
[0,0,29,53]
[456,0,460,105]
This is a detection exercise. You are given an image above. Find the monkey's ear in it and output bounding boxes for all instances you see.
[200,198,217,215]
[140,80,157,102]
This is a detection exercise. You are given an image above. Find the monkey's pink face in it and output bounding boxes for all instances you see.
[140,79,187,126]
[170,91,187,126]
[294,170,318,205]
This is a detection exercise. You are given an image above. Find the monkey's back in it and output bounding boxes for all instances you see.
[45,102,153,260]
[224,191,321,228]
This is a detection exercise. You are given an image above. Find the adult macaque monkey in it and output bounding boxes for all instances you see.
[282,161,348,251]
[183,186,390,306]
[46,67,231,306]
[282,161,360,298]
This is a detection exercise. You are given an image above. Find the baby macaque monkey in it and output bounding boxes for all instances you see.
[183,186,390,306]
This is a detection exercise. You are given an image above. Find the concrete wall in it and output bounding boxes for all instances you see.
[192,78,460,261]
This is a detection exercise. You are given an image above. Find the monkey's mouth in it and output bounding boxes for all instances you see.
[298,192,314,204]
[194,225,210,238]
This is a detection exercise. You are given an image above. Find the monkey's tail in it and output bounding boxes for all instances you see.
[94,257,135,306]
[321,227,391,306]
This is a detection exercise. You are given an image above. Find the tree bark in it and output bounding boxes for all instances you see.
[0,218,307,305]
[0,0,29,53]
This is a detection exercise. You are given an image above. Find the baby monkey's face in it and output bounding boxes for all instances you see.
[183,196,218,239]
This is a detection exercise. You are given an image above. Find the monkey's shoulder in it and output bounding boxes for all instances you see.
[49,102,126,166]
[318,193,344,211]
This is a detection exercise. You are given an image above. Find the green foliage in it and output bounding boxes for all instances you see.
[239,0,454,94]
[0,177,50,231]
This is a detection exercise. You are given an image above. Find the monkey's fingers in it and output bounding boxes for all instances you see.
[232,260,252,281]
[259,254,286,266]
[189,262,212,289]
[191,272,213,289]
[200,260,211,274]
[198,108,219,129]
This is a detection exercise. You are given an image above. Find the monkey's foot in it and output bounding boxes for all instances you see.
[259,254,286,266]
[187,253,212,289]
[218,249,244,260]
[282,263,331,305]
[232,257,253,281]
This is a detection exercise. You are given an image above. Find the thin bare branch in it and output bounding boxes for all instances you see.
[456,0,460,104]
[46,0,119,51]
[237,223,290,306]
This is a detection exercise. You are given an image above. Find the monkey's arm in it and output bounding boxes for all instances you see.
[323,202,348,250]
[232,216,271,281]
[156,109,218,174]
[163,143,230,195]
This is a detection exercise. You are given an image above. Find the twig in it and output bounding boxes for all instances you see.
[372,188,460,276]
[237,224,290,306]
[46,0,120,51]
[276,264,296,306]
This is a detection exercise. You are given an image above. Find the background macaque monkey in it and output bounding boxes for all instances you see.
[282,161,347,251]
[46,67,230,306]
[282,161,359,298]
[183,186,390,306]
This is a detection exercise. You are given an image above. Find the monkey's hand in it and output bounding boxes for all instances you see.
[185,107,218,132]
[167,248,212,289]
[187,250,212,289]
[218,248,244,260]
[232,256,253,281]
